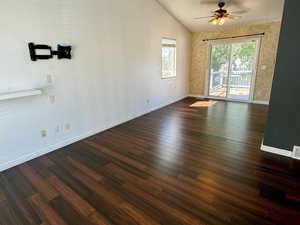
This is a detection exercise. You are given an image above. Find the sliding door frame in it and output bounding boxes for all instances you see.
[204,37,261,103]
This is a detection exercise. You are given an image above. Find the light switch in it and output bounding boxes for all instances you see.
[46,74,53,85]
[41,130,47,138]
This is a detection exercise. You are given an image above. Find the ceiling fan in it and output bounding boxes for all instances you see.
[194,1,246,25]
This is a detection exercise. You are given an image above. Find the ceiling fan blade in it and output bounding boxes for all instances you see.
[194,16,214,20]
[209,18,218,23]
[227,15,242,19]
[228,10,249,15]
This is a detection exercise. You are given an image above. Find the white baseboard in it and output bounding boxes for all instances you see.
[0,95,188,172]
[188,94,206,98]
[188,94,269,105]
[261,144,292,157]
[252,100,269,105]
[0,132,96,172]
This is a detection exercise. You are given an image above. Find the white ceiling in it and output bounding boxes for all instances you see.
[157,0,285,32]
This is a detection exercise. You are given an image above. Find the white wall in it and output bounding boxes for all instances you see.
[0,0,191,171]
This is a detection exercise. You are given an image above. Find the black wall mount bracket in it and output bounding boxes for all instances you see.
[28,42,72,61]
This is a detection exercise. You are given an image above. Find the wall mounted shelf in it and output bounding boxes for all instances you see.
[0,89,42,101]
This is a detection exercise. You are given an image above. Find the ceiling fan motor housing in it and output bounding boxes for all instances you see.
[215,2,227,16]
[218,2,226,8]
[194,0,241,25]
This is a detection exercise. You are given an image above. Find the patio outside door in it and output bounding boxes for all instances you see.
[208,39,260,101]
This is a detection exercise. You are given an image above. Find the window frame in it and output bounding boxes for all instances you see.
[161,38,177,79]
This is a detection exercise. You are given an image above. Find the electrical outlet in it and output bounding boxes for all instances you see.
[146,99,150,104]
[41,130,47,138]
[65,123,71,131]
[46,74,53,85]
[55,125,60,134]
[49,95,56,104]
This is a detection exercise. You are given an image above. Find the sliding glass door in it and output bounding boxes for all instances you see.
[209,44,230,98]
[208,39,259,101]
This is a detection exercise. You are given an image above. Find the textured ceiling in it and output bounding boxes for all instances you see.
[157,0,285,32]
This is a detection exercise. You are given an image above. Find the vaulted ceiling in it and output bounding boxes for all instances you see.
[157,0,285,32]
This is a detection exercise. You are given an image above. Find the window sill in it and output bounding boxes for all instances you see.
[162,76,177,80]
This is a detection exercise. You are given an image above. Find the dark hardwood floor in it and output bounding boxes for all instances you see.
[1,98,300,225]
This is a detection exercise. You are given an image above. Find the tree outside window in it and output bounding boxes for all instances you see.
[162,39,176,79]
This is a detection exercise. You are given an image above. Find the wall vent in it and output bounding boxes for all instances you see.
[292,146,300,160]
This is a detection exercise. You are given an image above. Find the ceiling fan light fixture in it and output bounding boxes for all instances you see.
[219,17,226,25]
[210,17,225,25]
[212,18,219,25]
[194,1,243,25]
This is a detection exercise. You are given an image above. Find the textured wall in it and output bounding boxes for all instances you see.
[190,22,281,102]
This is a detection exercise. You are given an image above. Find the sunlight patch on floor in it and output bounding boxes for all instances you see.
[190,101,218,108]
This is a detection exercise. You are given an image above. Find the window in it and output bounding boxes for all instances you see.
[162,38,176,79]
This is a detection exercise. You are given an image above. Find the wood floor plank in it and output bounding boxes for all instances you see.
[38,156,55,168]
[29,194,67,225]
[40,222,50,225]
[47,176,112,225]
[103,163,162,195]
[47,176,95,217]
[66,156,103,182]
[19,164,59,201]
[0,200,23,225]
[0,191,5,202]
[0,173,41,225]
[52,154,165,225]
[119,203,161,225]
[1,98,300,225]
[49,196,96,225]
[102,164,227,225]
[84,140,148,172]
[122,182,203,225]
